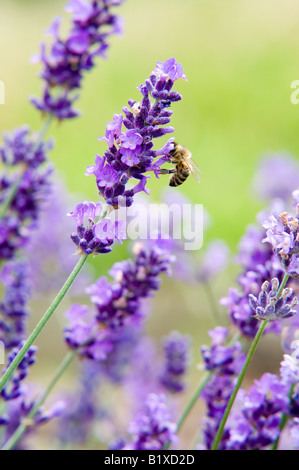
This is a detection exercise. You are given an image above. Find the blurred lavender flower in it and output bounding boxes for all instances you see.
[0,385,64,450]
[125,393,177,450]
[25,176,92,293]
[197,240,230,283]
[68,200,126,255]
[125,336,160,410]
[31,0,125,120]
[200,374,237,449]
[280,339,299,385]
[252,153,299,203]
[229,373,290,450]
[0,343,37,401]
[280,338,299,421]
[56,361,103,447]
[64,303,114,361]
[0,126,52,169]
[289,419,299,449]
[262,209,299,278]
[64,240,174,364]
[221,222,285,338]
[87,240,174,330]
[86,57,187,207]
[200,327,245,375]
[201,371,290,450]
[248,278,298,321]
[159,331,191,393]
[0,127,53,261]
[0,261,32,349]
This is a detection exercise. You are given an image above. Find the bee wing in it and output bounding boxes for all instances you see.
[181,154,202,183]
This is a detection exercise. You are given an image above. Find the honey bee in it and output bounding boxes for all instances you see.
[159,142,202,187]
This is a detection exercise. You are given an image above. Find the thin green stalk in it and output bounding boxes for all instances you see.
[271,382,295,451]
[0,253,88,394]
[0,115,53,221]
[164,331,243,451]
[177,372,213,433]
[1,349,77,451]
[203,281,222,324]
[211,319,268,450]
[163,371,213,450]
[211,272,290,450]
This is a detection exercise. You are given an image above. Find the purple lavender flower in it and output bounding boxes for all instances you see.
[24,176,92,293]
[248,278,298,321]
[56,360,103,446]
[221,221,285,337]
[252,153,299,203]
[262,209,299,277]
[280,338,299,420]
[31,0,125,120]
[125,393,177,450]
[236,373,290,450]
[86,240,174,330]
[201,372,290,450]
[0,126,52,169]
[197,239,230,283]
[200,374,238,449]
[290,419,299,449]
[280,340,299,385]
[221,288,261,338]
[0,343,37,401]
[86,58,186,207]
[201,327,245,375]
[0,386,64,450]
[0,261,32,349]
[64,303,114,361]
[159,331,191,393]
[0,127,53,261]
[154,58,187,82]
[67,200,126,255]
[64,240,174,370]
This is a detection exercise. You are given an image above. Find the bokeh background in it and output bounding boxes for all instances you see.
[1,0,299,449]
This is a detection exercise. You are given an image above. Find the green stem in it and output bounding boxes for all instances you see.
[211,319,268,450]
[0,254,88,394]
[0,115,53,221]
[177,372,213,433]
[164,332,242,450]
[203,281,222,324]
[1,349,77,451]
[211,272,290,450]
[163,371,213,450]
[271,382,295,451]
[278,273,290,296]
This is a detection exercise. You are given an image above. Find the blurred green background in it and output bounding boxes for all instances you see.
[1,0,299,449]
[2,0,299,247]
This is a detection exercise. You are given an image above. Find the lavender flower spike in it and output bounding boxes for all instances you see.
[31,0,125,120]
[125,393,177,450]
[87,58,187,208]
[248,278,298,321]
[67,200,126,255]
[1,342,37,401]
[262,209,299,277]
[160,330,191,393]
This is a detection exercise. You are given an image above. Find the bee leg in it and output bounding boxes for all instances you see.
[159,168,177,175]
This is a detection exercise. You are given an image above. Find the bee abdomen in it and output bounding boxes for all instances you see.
[169,171,189,187]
